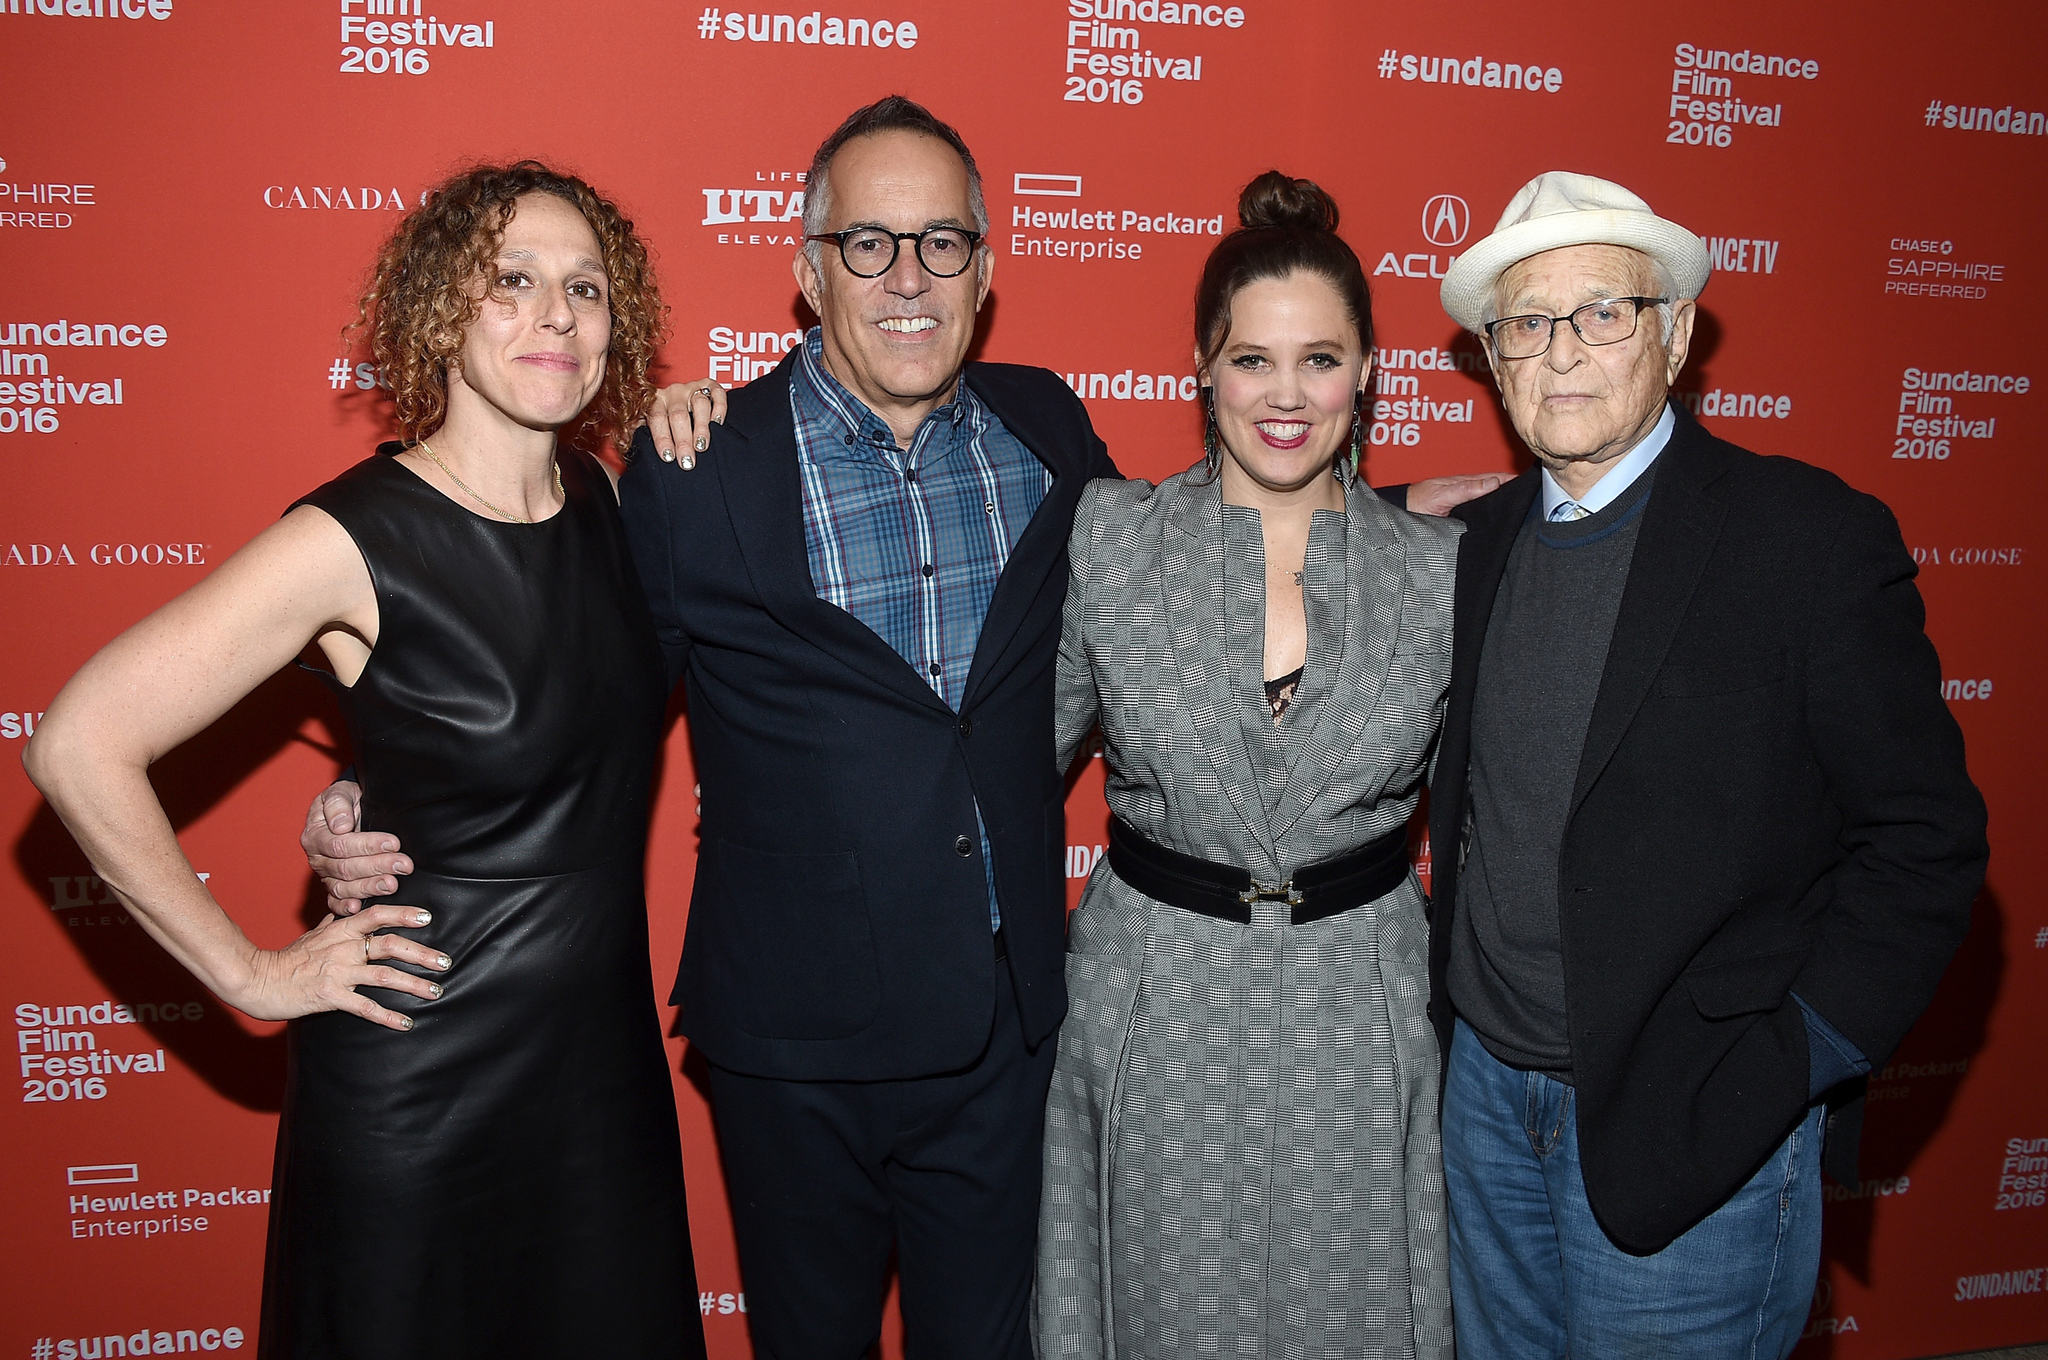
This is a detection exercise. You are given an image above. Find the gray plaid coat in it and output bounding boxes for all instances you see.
[1036,469,1459,1360]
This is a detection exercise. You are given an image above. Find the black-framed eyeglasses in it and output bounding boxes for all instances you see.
[805,226,985,279]
[1484,297,1668,360]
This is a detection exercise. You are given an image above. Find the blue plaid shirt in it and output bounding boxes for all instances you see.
[791,328,1049,930]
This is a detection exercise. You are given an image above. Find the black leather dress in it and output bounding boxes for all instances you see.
[261,445,705,1359]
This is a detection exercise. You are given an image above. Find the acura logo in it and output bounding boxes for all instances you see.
[1422,194,1469,246]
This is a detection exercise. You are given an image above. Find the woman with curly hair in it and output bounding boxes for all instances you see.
[24,162,707,1359]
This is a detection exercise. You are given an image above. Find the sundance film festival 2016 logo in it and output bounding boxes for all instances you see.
[1059,1,1248,109]
[337,0,498,78]
[15,999,200,1105]
[1996,1135,2048,1211]
[0,319,164,436]
[1665,43,1818,148]
[707,326,804,385]
[1367,343,1483,449]
[694,8,919,48]
[1889,364,2029,463]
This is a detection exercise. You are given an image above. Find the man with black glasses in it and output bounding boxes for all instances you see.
[612,97,1094,1357]
[1426,172,1986,1358]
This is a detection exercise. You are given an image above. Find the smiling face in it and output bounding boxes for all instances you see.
[793,129,991,439]
[1205,271,1370,501]
[1486,243,1694,482]
[447,191,611,434]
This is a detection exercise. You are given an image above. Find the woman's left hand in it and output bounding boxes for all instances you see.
[645,379,728,467]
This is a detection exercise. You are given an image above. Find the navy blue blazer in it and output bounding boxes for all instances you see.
[620,352,1117,1081]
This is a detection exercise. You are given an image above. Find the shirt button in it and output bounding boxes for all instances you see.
[929,662,942,677]
[954,835,973,857]
[843,433,854,446]
[905,468,919,483]
[922,563,934,578]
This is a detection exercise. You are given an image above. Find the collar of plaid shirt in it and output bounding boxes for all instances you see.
[791,326,976,470]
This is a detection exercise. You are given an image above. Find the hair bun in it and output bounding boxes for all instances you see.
[1237,171,1340,233]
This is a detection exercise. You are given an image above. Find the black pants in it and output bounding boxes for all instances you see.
[706,956,1056,1359]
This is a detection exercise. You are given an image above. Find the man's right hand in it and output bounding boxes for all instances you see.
[301,779,411,916]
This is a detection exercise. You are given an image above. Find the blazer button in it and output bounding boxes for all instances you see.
[958,716,973,737]
[954,835,973,857]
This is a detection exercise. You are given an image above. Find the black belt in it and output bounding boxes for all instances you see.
[1106,816,1411,926]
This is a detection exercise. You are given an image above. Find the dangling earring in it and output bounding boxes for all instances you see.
[1347,395,1366,481]
[1203,389,1222,473]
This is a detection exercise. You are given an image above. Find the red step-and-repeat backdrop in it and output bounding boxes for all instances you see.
[2,1,2042,1356]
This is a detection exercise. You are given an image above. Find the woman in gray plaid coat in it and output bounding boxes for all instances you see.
[1036,174,1459,1359]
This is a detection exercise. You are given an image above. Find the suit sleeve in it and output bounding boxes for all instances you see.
[1054,480,1105,776]
[618,427,693,691]
[1790,491,1987,1066]
[1076,385,1121,482]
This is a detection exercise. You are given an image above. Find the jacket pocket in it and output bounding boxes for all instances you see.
[1656,649,1787,698]
[1685,948,1807,1019]
[703,837,881,1039]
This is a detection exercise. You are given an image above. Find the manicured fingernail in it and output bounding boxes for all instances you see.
[695,437,707,452]
[428,982,443,998]
[414,910,432,925]
[395,858,411,872]
[659,447,674,462]
[435,954,450,970]
[400,1016,414,1031]
[681,455,695,470]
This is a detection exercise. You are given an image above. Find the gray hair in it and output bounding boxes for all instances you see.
[799,95,990,273]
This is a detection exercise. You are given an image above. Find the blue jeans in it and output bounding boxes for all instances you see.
[1443,1019,1824,1360]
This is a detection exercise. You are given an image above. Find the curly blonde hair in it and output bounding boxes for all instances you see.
[352,161,665,453]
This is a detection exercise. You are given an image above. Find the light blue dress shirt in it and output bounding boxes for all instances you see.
[1539,403,1676,521]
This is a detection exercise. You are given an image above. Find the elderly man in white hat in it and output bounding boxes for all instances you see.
[1422,172,1986,1357]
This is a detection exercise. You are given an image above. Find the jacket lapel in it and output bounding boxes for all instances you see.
[958,365,1078,711]
[1163,478,1276,865]
[713,356,952,715]
[1269,485,1402,841]
[1569,407,1732,815]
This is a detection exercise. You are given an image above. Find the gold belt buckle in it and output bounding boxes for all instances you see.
[1239,878,1303,907]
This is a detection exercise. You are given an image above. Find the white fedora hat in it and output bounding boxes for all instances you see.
[1439,170,1711,332]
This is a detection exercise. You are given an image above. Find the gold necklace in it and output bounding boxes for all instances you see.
[415,439,562,524]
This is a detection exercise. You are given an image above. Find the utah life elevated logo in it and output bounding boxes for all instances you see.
[702,171,806,248]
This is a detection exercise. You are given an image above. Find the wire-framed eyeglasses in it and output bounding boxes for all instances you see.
[1484,297,1668,360]
[805,226,985,279]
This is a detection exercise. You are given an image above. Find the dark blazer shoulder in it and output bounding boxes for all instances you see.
[964,360,1113,479]
[964,359,1086,412]
[1676,407,1889,530]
